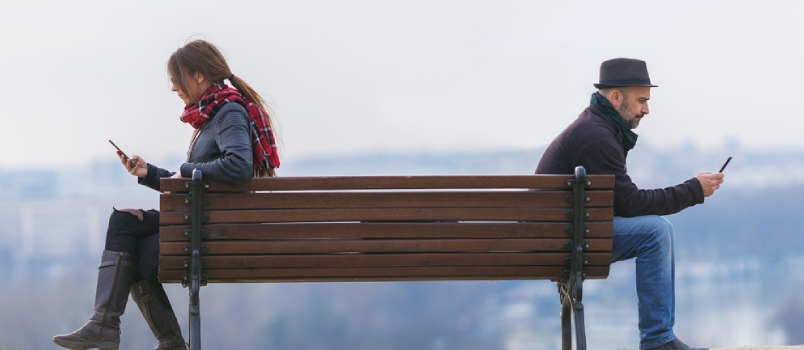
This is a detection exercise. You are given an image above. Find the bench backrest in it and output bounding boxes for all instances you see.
[158,174,615,284]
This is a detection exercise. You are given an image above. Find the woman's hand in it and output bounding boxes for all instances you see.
[118,151,148,178]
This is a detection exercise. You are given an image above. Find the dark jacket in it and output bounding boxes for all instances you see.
[138,102,253,192]
[535,103,704,217]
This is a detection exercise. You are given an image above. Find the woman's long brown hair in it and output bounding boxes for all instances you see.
[167,39,278,177]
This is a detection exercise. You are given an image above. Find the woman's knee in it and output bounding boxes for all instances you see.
[110,208,143,223]
[105,208,148,253]
[107,209,137,235]
[107,208,159,236]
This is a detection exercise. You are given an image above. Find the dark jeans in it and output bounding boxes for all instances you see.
[104,208,161,282]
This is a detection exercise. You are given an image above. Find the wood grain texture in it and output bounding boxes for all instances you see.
[159,208,614,225]
[159,222,614,242]
[159,190,614,211]
[160,238,612,255]
[159,252,612,270]
[158,265,610,283]
[160,174,616,192]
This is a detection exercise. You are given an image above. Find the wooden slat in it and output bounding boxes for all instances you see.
[159,208,614,225]
[160,190,614,211]
[158,266,610,283]
[160,175,616,193]
[159,222,614,242]
[160,238,612,255]
[159,252,612,270]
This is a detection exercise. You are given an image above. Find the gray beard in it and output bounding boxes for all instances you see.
[618,102,642,129]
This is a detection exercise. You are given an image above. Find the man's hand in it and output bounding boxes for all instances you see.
[696,172,725,197]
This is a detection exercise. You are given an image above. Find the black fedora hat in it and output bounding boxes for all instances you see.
[594,58,658,89]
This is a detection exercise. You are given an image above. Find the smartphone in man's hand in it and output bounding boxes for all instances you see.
[719,156,732,173]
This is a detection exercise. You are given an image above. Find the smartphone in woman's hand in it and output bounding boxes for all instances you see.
[109,140,129,160]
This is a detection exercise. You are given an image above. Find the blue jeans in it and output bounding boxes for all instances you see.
[611,215,676,349]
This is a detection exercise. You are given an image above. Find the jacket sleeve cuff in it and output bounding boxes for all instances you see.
[687,177,705,204]
[138,163,175,192]
[137,163,160,189]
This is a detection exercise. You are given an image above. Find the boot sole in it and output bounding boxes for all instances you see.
[53,338,119,350]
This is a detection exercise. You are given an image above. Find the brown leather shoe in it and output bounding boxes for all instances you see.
[644,338,708,350]
[53,251,137,350]
[130,279,188,350]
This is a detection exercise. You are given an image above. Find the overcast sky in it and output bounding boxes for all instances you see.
[2,1,803,170]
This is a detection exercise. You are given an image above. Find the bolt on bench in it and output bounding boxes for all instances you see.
[158,166,614,350]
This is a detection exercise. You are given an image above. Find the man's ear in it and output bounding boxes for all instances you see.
[608,89,622,109]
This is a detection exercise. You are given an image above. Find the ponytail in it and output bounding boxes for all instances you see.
[229,75,279,177]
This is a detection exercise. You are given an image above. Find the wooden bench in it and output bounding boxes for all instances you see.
[158,166,614,350]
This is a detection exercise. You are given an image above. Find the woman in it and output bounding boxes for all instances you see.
[53,39,280,350]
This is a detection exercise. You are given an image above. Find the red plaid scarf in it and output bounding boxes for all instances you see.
[180,83,280,171]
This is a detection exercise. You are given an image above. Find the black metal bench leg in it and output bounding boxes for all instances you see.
[187,169,205,350]
[558,283,572,350]
[561,293,572,350]
[559,282,589,350]
[573,301,587,350]
[189,282,201,350]
[565,165,589,350]
[189,249,202,350]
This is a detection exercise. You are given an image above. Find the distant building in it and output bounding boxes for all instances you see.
[0,170,58,200]
[0,161,159,281]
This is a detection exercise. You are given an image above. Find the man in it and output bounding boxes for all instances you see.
[535,58,724,350]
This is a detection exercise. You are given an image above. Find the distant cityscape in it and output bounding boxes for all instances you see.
[2,145,804,348]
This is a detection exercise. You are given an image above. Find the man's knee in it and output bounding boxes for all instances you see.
[612,215,675,262]
[647,215,673,236]
[642,216,674,250]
